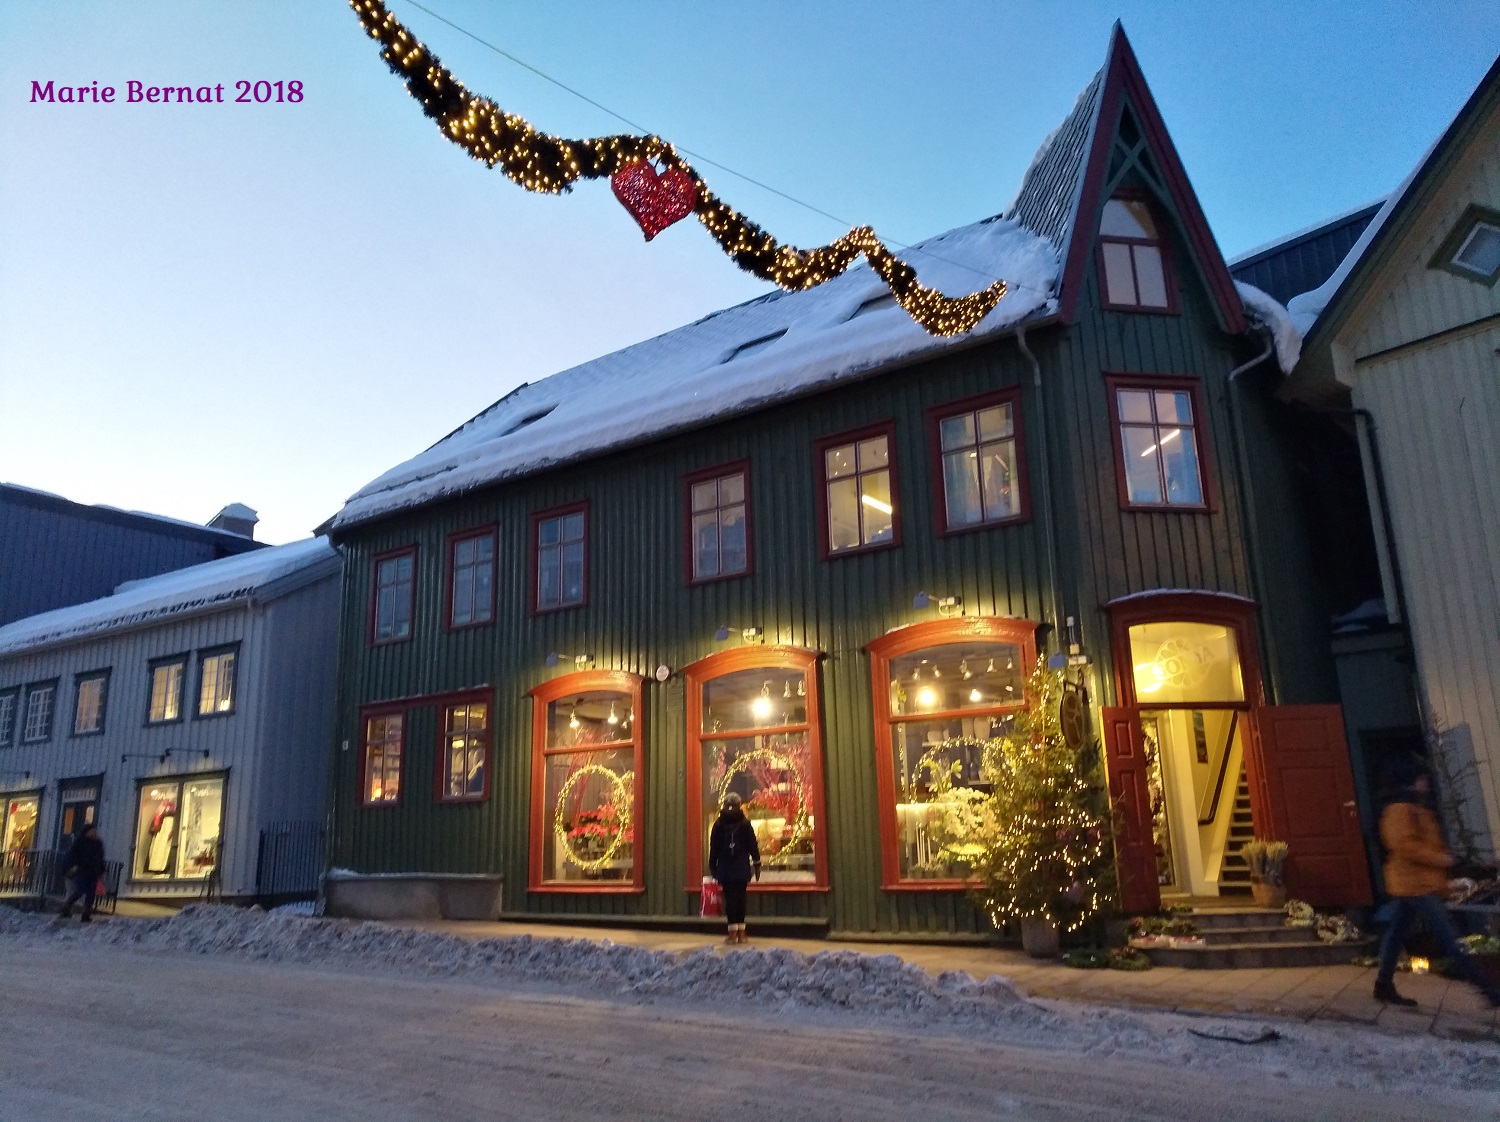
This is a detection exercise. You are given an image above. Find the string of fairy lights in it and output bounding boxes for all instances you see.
[348,0,1011,336]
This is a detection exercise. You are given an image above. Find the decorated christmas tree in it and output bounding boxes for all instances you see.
[969,661,1115,932]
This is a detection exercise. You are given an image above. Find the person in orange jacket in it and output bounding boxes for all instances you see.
[1373,772,1500,1007]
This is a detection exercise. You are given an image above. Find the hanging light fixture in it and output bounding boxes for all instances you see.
[960,660,971,680]
[568,704,580,730]
[606,701,619,726]
[969,688,982,703]
[751,681,774,721]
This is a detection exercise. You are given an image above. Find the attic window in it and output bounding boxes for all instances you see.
[1098,197,1174,312]
[849,293,897,320]
[723,330,785,363]
[1430,205,1500,287]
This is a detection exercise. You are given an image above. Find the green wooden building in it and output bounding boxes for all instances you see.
[320,27,1374,938]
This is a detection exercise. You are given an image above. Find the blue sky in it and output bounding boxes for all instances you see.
[2,1,1497,544]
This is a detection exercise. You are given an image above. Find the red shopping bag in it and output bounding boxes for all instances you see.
[700,876,723,917]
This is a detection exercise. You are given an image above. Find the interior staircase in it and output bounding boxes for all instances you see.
[1216,771,1254,895]
[1138,906,1370,969]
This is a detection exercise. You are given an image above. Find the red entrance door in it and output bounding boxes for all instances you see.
[1251,705,1373,907]
[1101,707,1162,914]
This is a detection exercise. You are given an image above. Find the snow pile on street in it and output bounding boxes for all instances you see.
[1233,281,1302,373]
[5,905,1498,1096]
[0,537,338,656]
[331,216,1059,530]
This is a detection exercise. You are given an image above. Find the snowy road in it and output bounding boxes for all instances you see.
[0,941,1489,1122]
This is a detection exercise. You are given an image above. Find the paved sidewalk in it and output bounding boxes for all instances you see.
[389,916,1500,1042]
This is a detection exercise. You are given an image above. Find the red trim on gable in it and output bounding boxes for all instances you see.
[1058,26,1246,335]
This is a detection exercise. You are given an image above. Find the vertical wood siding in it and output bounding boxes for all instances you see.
[329,208,1328,934]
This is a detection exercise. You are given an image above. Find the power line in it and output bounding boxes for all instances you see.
[397,0,1031,292]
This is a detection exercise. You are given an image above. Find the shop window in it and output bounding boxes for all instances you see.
[72,671,109,735]
[529,672,643,892]
[146,658,186,724]
[0,688,21,748]
[22,681,57,743]
[1097,197,1174,311]
[196,648,237,717]
[132,775,224,881]
[532,503,587,612]
[361,711,405,806]
[372,548,417,644]
[931,391,1026,531]
[817,423,898,556]
[868,619,1036,888]
[685,463,751,583]
[439,697,490,802]
[2,794,40,859]
[684,648,827,890]
[448,529,496,628]
[1108,377,1209,509]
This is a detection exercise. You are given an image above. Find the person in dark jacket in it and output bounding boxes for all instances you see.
[708,792,760,944]
[1373,773,1500,1008]
[59,824,106,923]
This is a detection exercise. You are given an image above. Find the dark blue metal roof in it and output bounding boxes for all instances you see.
[1228,202,1382,306]
[0,484,264,626]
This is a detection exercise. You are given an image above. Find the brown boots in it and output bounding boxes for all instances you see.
[723,923,747,944]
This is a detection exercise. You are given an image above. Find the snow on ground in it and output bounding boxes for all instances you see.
[1234,280,1302,373]
[3,904,1496,1099]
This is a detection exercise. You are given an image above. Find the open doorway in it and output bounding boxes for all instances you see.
[1124,616,1253,900]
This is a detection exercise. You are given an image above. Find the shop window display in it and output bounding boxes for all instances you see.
[2,795,40,856]
[685,649,827,890]
[868,620,1036,888]
[530,673,642,891]
[441,700,489,801]
[362,713,404,805]
[132,776,224,881]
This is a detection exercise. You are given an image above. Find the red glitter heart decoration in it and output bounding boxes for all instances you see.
[611,160,698,240]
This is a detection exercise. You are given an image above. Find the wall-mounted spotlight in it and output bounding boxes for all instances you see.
[913,592,963,617]
[713,625,763,644]
[546,651,595,668]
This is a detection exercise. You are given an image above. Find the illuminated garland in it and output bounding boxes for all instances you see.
[554,764,632,872]
[719,746,810,861]
[349,0,1009,336]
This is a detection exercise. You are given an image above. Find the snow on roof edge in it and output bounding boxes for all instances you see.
[0,537,338,658]
[1225,198,1386,268]
[1233,281,1302,373]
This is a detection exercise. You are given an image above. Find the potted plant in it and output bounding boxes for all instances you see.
[1241,839,1288,908]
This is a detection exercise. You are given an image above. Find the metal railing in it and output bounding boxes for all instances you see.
[0,849,122,914]
[255,821,326,906]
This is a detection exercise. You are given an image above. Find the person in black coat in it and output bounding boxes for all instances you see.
[59,824,105,923]
[708,792,761,944]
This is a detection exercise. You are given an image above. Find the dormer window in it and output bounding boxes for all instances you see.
[1098,197,1174,311]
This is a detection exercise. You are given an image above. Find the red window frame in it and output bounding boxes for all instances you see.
[814,420,901,559]
[1105,591,1264,710]
[527,670,645,894]
[445,526,497,630]
[433,689,493,804]
[682,459,753,585]
[369,546,418,646]
[1096,193,1180,315]
[1105,374,1215,512]
[530,501,589,614]
[358,703,408,808]
[682,646,829,894]
[927,388,1031,535]
[867,617,1038,891]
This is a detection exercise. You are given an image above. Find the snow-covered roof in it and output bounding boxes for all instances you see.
[1233,282,1302,373]
[330,216,1061,530]
[0,537,339,657]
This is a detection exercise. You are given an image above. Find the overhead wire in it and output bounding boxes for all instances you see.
[396,0,1051,299]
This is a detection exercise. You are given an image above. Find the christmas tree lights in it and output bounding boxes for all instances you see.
[349,0,1009,336]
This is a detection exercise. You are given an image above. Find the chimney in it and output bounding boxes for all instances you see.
[208,503,259,539]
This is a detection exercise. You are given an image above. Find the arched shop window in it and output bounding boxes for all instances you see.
[867,618,1037,889]
[684,647,828,891]
[528,671,644,893]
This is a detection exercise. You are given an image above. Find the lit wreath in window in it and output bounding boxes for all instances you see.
[718,746,811,860]
[553,764,633,872]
